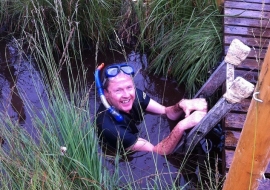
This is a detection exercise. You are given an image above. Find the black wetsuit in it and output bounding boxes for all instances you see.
[96,88,150,150]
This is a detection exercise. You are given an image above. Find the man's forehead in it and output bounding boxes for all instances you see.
[108,72,133,82]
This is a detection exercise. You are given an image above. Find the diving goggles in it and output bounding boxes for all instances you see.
[105,63,134,78]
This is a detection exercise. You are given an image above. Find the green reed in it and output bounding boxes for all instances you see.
[137,0,223,96]
[0,1,116,189]
[0,0,121,51]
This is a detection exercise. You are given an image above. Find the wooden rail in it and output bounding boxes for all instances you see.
[222,0,270,187]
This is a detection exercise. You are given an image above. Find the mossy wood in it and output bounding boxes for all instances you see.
[223,45,270,190]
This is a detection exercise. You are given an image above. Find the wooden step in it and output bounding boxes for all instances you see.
[231,98,252,112]
[225,45,266,60]
[224,35,269,49]
[225,1,270,11]
[235,70,258,84]
[225,0,270,4]
[225,130,241,149]
[235,58,262,70]
[224,25,270,38]
[224,8,270,19]
[224,113,246,130]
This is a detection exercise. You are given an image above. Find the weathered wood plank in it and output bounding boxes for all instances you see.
[224,17,270,29]
[225,130,241,149]
[235,70,258,84]
[224,113,246,130]
[225,45,267,59]
[224,25,270,38]
[231,98,251,112]
[226,0,270,4]
[224,35,269,49]
[225,1,270,11]
[224,8,270,19]
[193,61,226,98]
[236,58,262,70]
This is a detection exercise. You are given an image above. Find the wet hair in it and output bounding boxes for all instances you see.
[101,62,135,90]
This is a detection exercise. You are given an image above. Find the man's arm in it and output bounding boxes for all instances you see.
[146,98,207,120]
[145,99,166,114]
[127,110,207,155]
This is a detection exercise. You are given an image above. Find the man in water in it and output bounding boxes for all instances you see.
[96,63,207,155]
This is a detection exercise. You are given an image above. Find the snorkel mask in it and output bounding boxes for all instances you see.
[96,63,135,122]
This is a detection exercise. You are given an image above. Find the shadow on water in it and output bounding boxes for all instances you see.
[0,40,219,189]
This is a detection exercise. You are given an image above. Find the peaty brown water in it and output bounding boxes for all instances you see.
[0,40,208,189]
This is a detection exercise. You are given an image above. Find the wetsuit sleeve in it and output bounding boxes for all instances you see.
[135,88,150,111]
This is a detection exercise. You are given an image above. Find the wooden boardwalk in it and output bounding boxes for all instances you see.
[222,0,270,179]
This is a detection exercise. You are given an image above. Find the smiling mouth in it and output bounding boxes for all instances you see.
[121,99,130,104]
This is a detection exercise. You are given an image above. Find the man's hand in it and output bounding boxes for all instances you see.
[178,110,207,131]
[165,98,207,121]
[179,98,207,118]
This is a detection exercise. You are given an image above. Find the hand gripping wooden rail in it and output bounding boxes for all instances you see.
[174,77,254,153]
[174,39,252,154]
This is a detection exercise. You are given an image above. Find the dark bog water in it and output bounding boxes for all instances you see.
[0,40,48,139]
[82,50,199,188]
[0,40,218,188]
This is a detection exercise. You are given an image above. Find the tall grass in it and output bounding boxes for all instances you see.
[137,0,223,96]
[0,0,223,96]
[0,1,117,189]
[0,0,122,52]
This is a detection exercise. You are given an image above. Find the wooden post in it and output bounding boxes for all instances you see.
[223,45,270,190]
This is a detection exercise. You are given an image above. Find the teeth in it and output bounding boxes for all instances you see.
[122,100,129,103]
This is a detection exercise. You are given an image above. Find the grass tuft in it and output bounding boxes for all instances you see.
[137,0,223,96]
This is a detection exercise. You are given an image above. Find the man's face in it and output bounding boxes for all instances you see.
[104,72,135,113]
